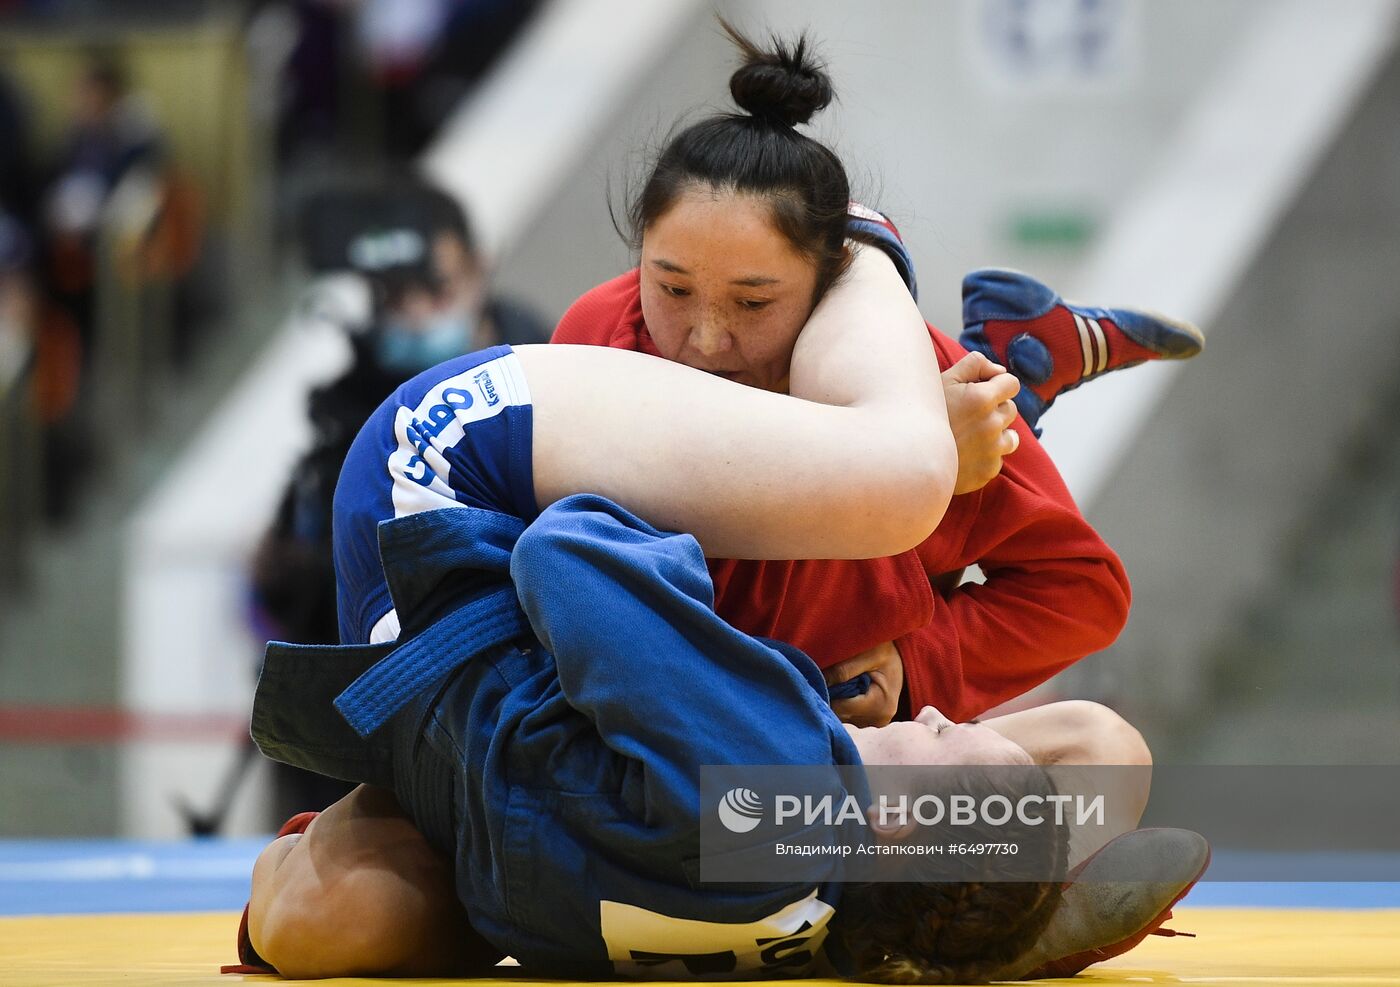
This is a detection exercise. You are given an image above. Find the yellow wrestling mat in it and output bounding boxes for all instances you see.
[0,908,1397,987]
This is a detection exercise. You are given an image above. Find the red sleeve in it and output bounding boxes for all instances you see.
[708,553,933,669]
[550,269,935,668]
[893,331,1132,722]
[551,269,663,355]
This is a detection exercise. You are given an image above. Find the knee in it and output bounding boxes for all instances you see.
[1055,700,1152,767]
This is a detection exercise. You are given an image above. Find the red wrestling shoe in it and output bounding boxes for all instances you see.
[1001,828,1210,981]
[221,811,321,975]
[960,269,1204,434]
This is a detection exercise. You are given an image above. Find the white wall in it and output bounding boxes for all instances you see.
[495,0,1265,333]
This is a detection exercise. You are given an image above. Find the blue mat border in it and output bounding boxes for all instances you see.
[2,840,1399,916]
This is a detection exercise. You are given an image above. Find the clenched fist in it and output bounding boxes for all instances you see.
[942,351,1022,495]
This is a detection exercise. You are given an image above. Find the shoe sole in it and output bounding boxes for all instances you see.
[1106,308,1206,358]
[1009,828,1212,980]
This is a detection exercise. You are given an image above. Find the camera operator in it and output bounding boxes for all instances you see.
[248,180,547,820]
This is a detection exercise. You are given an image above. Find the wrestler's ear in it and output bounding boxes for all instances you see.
[866,803,918,843]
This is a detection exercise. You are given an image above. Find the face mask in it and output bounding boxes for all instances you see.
[374,310,476,374]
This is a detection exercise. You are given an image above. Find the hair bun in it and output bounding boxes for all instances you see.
[724,24,833,128]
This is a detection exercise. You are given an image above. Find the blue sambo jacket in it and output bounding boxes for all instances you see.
[252,496,866,979]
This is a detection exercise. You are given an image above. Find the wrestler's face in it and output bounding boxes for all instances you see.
[639,186,819,394]
[847,705,1034,767]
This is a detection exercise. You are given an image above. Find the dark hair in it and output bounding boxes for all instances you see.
[839,881,1059,984]
[834,766,1070,983]
[628,20,852,303]
[300,177,474,286]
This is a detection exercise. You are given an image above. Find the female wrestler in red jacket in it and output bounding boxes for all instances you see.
[555,264,1139,727]
[551,42,1199,731]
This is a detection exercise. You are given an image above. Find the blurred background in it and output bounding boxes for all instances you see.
[0,0,1397,840]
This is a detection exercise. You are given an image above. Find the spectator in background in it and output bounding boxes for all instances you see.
[0,214,35,391]
[42,52,164,345]
[0,72,40,411]
[356,0,545,157]
[31,49,209,505]
[0,69,37,383]
[0,70,37,228]
[0,211,86,523]
[249,0,545,170]
[244,0,348,170]
[0,68,92,524]
[249,179,547,818]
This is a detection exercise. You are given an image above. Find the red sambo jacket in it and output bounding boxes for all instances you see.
[552,270,1130,721]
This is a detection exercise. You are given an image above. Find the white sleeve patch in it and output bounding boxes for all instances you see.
[386,352,532,519]
[598,889,832,980]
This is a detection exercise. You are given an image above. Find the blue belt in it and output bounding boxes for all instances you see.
[334,584,531,737]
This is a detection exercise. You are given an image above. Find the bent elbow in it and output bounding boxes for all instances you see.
[1095,553,1132,645]
[1073,556,1132,653]
[868,426,957,555]
[913,429,958,542]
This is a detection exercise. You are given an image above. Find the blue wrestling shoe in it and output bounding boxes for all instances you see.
[960,270,1204,434]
